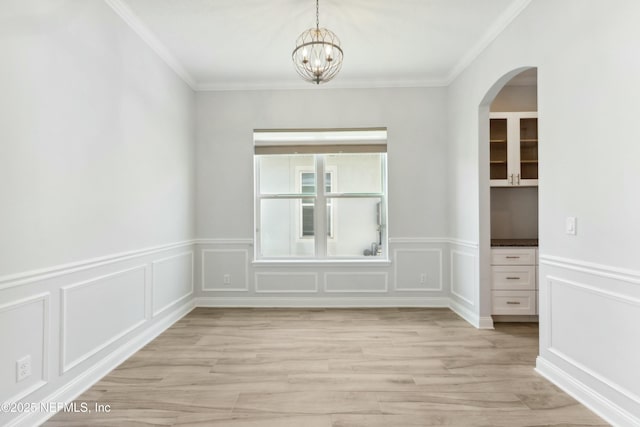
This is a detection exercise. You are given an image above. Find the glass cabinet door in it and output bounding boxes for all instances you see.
[519,118,538,180]
[490,118,508,180]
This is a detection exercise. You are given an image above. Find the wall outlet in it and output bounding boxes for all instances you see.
[16,355,31,382]
[420,273,427,284]
[223,274,231,284]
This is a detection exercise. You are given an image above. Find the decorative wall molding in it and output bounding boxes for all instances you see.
[540,254,640,285]
[196,78,450,92]
[447,238,480,249]
[0,240,195,291]
[548,346,640,409]
[536,356,640,427]
[252,260,392,268]
[548,275,640,314]
[448,299,493,329]
[478,316,495,329]
[195,296,450,308]
[152,251,194,317]
[450,250,476,306]
[393,248,443,291]
[389,237,450,244]
[195,238,254,246]
[324,272,388,293]
[0,293,50,405]
[201,249,250,291]
[444,0,532,85]
[60,266,148,374]
[103,0,197,89]
[3,241,196,427]
[389,237,477,249]
[546,275,640,405]
[103,0,531,92]
[19,300,195,427]
[255,272,318,293]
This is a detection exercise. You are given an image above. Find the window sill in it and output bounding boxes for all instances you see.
[252,259,391,268]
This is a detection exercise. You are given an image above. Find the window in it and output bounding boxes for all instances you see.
[254,129,387,260]
[300,172,332,238]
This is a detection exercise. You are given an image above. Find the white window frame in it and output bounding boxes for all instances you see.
[254,128,390,265]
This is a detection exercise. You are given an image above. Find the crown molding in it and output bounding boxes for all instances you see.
[444,0,533,85]
[196,78,449,92]
[104,0,531,92]
[104,0,197,90]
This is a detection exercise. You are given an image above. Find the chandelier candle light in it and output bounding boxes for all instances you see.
[292,0,343,84]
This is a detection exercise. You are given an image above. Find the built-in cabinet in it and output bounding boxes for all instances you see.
[491,247,538,315]
[490,112,538,187]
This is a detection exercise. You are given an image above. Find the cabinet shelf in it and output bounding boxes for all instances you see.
[490,112,538,186]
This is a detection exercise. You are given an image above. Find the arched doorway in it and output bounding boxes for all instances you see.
[477,67,539,327]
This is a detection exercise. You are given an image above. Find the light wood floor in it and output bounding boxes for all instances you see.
[46,308,608,426]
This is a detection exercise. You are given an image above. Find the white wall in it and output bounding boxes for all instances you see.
[0,0,196,276]
[447,0,640,424]
[197,88,448,239]
[0,2,196,426]
[195,88,453,305]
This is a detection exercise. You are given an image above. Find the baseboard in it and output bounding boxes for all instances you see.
[493,314,538,323]
[195,296,450,308]
[449,299,484,329]
[477,316,494,329]
[196,297,494,329]
[10,300,195,427]
[536,356,640,427]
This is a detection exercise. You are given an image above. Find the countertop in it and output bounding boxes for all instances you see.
[491,238,538,247]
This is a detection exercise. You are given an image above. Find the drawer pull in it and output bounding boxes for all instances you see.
[506,301,521,305]
[506,276,521,280]
[505,256,520,259]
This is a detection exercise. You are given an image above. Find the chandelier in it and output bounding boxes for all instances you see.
[292,0,343,84]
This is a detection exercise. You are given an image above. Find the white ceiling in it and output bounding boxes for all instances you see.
[112,0,532,90]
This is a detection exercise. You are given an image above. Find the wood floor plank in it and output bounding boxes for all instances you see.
[45,308,609,426]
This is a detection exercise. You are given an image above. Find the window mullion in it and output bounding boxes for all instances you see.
[315,155,327,258]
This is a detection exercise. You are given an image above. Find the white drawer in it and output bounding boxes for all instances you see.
[491,248,536,265]
[491,265,536,290]
[492,290,536,315]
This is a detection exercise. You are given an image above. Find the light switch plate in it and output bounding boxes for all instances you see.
[566,217,577,235]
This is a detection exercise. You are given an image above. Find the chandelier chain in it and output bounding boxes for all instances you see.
[316,0,320,30]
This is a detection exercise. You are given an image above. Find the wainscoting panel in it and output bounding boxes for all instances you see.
[0,241,196,427]
[393,248,442,291]
[152,252,194,317]
[537,257,640,426]
[196,239,453,303]
[60,266,147,373]
[450,250,476,306]
[325,272,388,293]
[549,276,640,399]
[201,249,249,291]
[255,272,318,293]
[0,293,49,404]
